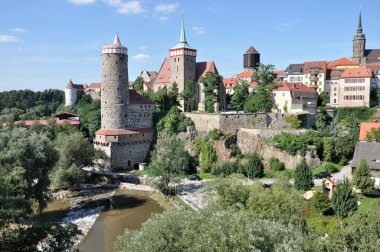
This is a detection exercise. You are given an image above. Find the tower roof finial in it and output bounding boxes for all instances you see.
[113,33,121,46]
[179,16,186,43]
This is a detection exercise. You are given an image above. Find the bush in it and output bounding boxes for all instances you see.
[284,114,307,129]
[311,191,332,215]
[325,163,338,174]
[241,154,264,179]
[208,128,222,140]
[212,161,239,177]
[196,139,217,173]
[228,144,242,158]
[268,157,285,171]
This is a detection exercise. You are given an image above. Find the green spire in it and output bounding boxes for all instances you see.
[179,17,186,43]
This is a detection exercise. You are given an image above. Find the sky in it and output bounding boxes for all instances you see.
[0,0,379,91]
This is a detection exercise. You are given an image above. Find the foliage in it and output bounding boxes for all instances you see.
[331,178,358,219]
[148,137,191,195]
[73,95,101,138]
[41,223,82,252]
[268,157,285,171]
[212,161,239,177]
[144,85,178,113]
[317,91,330,107]
[133,76,144,91]
[316,108,332,134]
[195,139,217,173]
[366,127,380,141]
[228,144,242,158]
[336,107,376,122]
[324,163,339,174]
[207,128,222,140]
[352,158,374,193]
[322,137,334,162]
[156,106,194,135]
[180,80,195,112]
[241,153,264,179]
[243,92,273,113]
[273,131,322,157]
[284,114,307,129]
[252,63,277,93]
[312,191,332,215]
[231,80,249,111]
[294,159,314,191]
[115,209,305,252]
[199,72,222,113]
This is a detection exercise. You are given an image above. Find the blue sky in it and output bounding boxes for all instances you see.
[0,0,379,91]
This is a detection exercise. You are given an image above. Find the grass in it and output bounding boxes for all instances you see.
[264,169,295,178]
[357,193,380,213]
[198,173,216,180]
[312,162,342,176]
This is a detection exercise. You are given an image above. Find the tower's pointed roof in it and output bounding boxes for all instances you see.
[113,33,121,45]
[171,17,195,50]
[66,79,74,89]
[357,11,363,33]
[244,46,259,54]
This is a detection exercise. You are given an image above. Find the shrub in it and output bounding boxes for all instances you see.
[196,139,217,173]
[228,144,242,158]
[241,154,264,179]
[311,191,332,215]
[268,157,285,171]
[294,159,314,191]
[212,161,239,177]
[208,128,222,140]
[325,163,338,174]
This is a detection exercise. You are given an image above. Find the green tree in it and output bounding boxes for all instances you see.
[180,80,195,112]
[331,177,358,219]
[243,92,273,113]
[231,80,249,111]
[156,106,194,135]
[242,153,264,179]
[199,72,222,113]
[311,191,331,215]
[73,95,101,137]
[252,63,277,94]
[41,223,82,252]
[268,157,285,171]
[322,137,334,162]
[148,137,191,195]
[197,139,217,173]
[352,158,374,193]
[294,159,314,191]
[133,76,144,91]
[316,108,332,134]
[317,91,330,107]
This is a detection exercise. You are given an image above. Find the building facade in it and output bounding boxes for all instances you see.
[94,35,154,170]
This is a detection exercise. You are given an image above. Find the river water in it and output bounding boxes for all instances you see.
[78,188,165,252]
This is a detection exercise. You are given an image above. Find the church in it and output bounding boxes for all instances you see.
[352,12,380,64]
[153,19,226,111]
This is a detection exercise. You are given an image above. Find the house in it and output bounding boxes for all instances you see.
[329,68,375,107]
[326,58,359,96]
[303,61,327,93]
[352,141,380,187]
[140,70,158,84]
[272,82,317,114]
[322,177,336,199]
[223,78,236,95]
[359,122,380,141]
[2,112,81,128]
[87,83,101,93]
[284,63,304,83]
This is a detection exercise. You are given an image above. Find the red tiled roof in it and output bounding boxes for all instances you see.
[327,58,358,69]
[304,61,327,73]
[273,70,285,75]
[366,62,380,72]
[129,90,155,104]
[340,68,372,78]
[223,78,235,85]
[2,119,80,127]
[154,58,171,84]
[96,127,153,136]
[196,61,219,79]
[359,122,380,141]
[144,82,152,88]
[273,82,316,93]
[237,70,254,78]
[88,83,101,89]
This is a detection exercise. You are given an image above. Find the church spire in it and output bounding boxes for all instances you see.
[357,11,363,33]
[113,33,121,46]
[179,17,186,43]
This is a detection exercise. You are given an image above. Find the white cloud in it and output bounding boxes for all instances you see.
[158,16,169,21]
[155,2,179,13]
[105,0,145,14]
[132,53,151,61]
[192,27,205,36]
[11,28,26,33]
[68,0,96,5]
[0,35,18,43]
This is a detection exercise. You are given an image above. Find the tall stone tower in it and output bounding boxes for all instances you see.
[244,46,260,71]
[352,12,366,64]
[65,79,77,107]
[101,34,129,129]
[169,18,197,108]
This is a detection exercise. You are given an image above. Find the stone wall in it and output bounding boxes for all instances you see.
[127,104,155,128]
[237,128,320,169]
[184,112,268,134]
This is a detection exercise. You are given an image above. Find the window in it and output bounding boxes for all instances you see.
[282,93,285,96]
[334,93,336,96]
[334,99,336,103]
[345,78,365,83]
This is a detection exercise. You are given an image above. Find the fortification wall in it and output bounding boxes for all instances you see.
[127,104,154,128]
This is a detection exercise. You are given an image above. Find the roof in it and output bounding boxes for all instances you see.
[196,61,219,80]
[366,62,380,72]
[327,58,358,69]
[144,82,152,88]
[223,78,236,88]
[304,61,327,73]
[66,79,74,89]
[96,127,153,136]
[359,122,380,141]
[65,80,87,90]
[285,63,304,75]
[340,68,372,78]
[171,18,196,50]
[273,70,285,75]
[237,70,254,78]
[88,83,101,89]
[244,46,259,54]
[147,71,158,79]
[352,141,380,170]
[273,82,316,93]
[365,49,380,63]
[3,119,80,127]
[154,58,171,84]
[129,90,155,105]
[55,112,80,119]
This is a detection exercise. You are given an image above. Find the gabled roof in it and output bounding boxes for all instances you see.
[273,70,285,75]
[365,49,380,63]
[304,61,327,73]
[340,68,372,78]
[273,82,316,93]
[352,141,380,170]
[244,46,259,54]
[196,61,219,80]
[285,63,304,75]
[327,58,358,69]
[129,90,155,105]
[359,122,380,141]
[366,62,380,72]
[88,83,101,89]
[147,71,158,79]
[223,78,236,88]
[237,70,254,78]
[154,58,171,84]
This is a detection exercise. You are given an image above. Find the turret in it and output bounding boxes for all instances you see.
[244,46,260,71]
[352,11,366,64]
[65,79,77,107]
